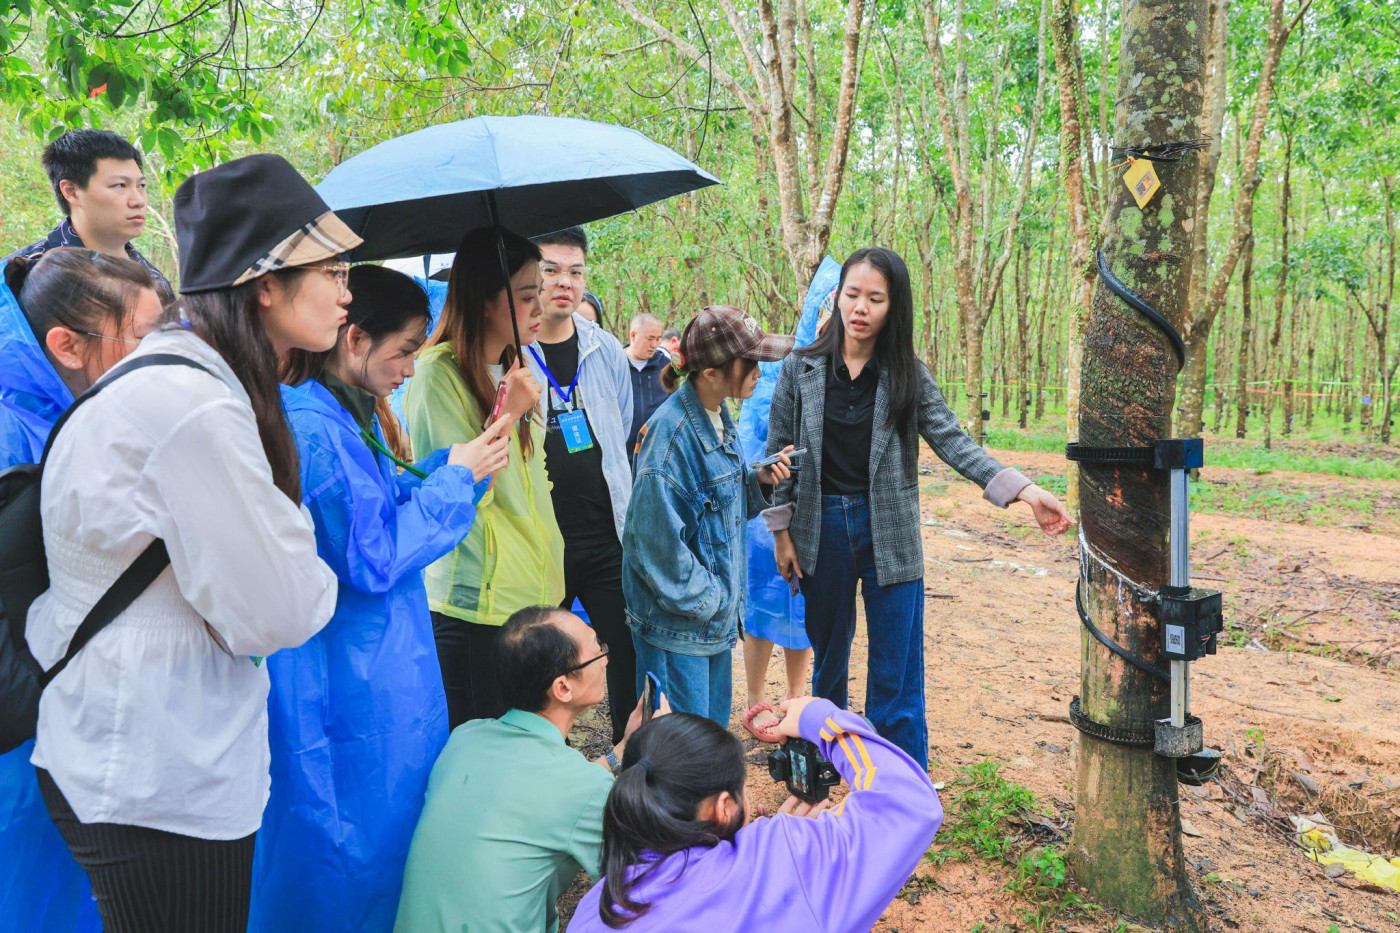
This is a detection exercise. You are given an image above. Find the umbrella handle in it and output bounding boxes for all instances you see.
[487,191,525,360]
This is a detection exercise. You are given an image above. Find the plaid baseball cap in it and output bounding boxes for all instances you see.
[173,153,362,294]
[682,305,794,371]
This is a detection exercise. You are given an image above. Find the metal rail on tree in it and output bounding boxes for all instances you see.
[1067,251,1225,768]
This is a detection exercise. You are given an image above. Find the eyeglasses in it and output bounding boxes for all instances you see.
[541,263,587,283]
[310,261,351,295]
[78,331,141,347]
[559,639,609,676]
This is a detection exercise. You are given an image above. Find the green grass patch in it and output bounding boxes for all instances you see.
[984,427,1066,454]
[1006,847,1084,931]
[927,761,1084,930]
[927,760,1039,864]
[981,425,1400,481]
[1192,480,1386,529]
[1032,473,1068,497]
[1204,445,1400,480]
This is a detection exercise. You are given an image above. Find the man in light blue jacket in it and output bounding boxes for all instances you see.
[527,226,637,743]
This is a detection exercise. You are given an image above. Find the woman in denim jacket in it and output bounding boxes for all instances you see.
[621,306,795,726]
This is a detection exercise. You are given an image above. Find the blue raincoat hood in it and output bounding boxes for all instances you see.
[0,276,72,467]
[737,257,841,647]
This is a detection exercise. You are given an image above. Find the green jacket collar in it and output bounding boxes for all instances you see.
[500,708,566,744]
[316,369,378,437]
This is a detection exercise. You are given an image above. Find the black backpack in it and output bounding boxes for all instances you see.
[0,354,210,754]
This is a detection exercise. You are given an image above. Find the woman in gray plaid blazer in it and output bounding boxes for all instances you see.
[762,248,1072,768]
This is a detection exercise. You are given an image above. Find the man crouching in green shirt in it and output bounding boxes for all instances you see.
[395,606,658,933]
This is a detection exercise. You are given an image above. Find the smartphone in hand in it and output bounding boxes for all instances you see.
[484,380,510,430]
[750,447,807,470]
[640,672,661,726]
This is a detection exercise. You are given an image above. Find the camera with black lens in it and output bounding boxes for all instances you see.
[767,738,841,804]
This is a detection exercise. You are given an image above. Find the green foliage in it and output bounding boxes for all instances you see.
[0,0,1394,451]
[926,760,1039,864]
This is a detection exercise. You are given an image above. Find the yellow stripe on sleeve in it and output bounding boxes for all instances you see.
[834,732,864,796]
[818,715,883,811]
[849,734,877,790]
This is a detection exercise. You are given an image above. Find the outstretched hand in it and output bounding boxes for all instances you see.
[1016,484,1075,536]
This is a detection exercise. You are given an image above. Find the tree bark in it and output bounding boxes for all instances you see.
[1068,0,1208,926]
[1210,301,1229,434]
[1050,0,1096,511]
[1263,132,1295,451]
[619,0,867,301]
[1034,243,1056,422]
[1341,300,1357,428]
[1017,243,1032,428]
[1282,293,1303,435]
[1358,176,1397,443]
[1234,234,1255,437]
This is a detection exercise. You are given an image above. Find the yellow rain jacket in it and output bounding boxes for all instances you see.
[403,344,564,626]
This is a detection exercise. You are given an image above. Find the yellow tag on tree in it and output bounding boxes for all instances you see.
[1123,158,1161,209]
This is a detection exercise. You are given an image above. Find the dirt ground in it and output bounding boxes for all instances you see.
[563,444,1400,932]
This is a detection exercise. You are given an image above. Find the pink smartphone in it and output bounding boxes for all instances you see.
[485,380,509,429]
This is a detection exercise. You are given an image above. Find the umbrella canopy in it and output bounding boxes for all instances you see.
[316,115,720,261]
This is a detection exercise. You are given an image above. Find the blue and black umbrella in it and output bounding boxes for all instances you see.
[317,115,719,351]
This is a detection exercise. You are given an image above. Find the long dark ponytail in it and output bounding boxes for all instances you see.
[167,274,304,502]
[798,247,921,435]
[598,714,747,928]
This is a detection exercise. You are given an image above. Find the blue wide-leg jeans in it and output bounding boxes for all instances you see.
[800,494,929,769]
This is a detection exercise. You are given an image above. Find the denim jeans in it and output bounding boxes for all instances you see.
[800,494,929,769]
[631,634,733,728]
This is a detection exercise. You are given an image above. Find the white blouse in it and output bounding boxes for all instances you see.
[27,327,337,840]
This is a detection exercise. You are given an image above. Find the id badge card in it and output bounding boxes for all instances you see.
[556,408,595,453]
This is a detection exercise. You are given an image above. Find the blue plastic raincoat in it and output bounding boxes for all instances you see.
[736,257,841,650]
[249,378,486,933]
[0,278,102,932]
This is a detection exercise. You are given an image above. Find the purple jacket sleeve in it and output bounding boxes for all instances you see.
[774,699,943,932]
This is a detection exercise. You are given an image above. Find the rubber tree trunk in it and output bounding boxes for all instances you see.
[1235,235,1255,438]
[1177,324,1212,437]
[963,318,987,445]
[1067,0,1207,927]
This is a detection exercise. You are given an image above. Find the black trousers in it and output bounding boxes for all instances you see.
[433,612,507,730]
[36,768,256,933]
[562,529,636,744]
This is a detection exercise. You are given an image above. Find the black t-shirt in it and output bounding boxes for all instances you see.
[538,330,616,543]
[820,355,879,495]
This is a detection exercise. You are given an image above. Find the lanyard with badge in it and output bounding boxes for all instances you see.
[527,345,595,453]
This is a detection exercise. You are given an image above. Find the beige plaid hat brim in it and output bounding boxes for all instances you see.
[232,210,363,286]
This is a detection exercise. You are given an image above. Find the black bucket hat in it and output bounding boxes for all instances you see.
[173,153,362,295]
